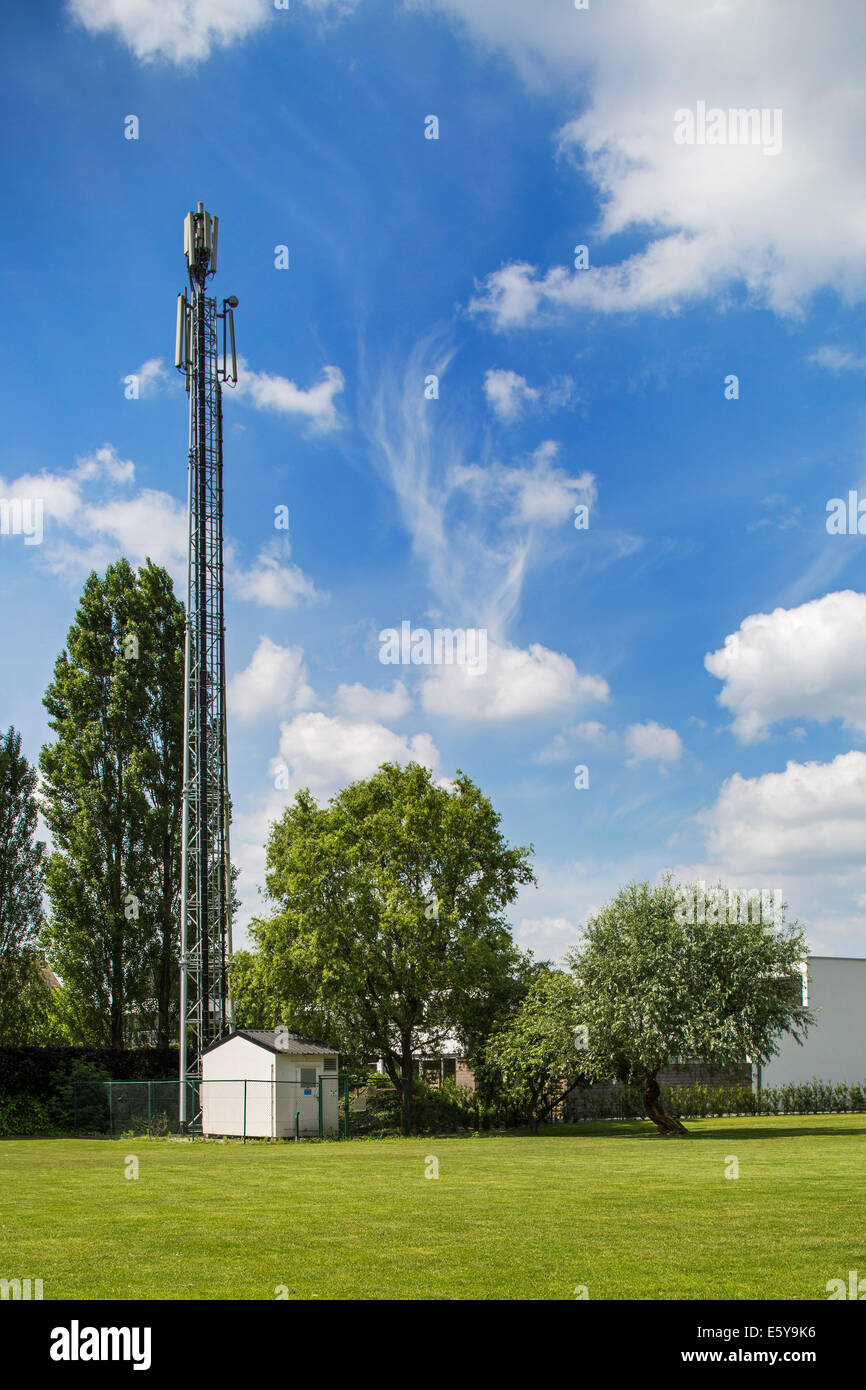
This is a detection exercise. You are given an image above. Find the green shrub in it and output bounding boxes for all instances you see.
[345,1076,509,1135]
[48,1059,112,1132]
[0,1093,59,1136]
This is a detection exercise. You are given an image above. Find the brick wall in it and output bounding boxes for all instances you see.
[456,1059,476,1090]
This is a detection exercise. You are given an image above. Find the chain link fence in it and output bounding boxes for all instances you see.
[71,1076,355,1139]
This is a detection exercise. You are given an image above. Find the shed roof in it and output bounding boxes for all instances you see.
[203,1029,339,1058]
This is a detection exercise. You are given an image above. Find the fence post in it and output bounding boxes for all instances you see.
[73,1080,78,1137]
[108,1081,114,1137]
[147,1080,152,1135]
[344,1077,349,1139]
[243,1079,247,1144]
[295,1111,299,1142]
[318,1079,323,1139]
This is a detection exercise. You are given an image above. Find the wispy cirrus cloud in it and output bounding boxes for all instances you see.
[364,331,609,721]
[808,345,866,374]
[366,334,595,638]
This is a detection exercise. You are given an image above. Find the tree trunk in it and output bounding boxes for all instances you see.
[382,1051,412,1136]
[528,1078,540,1135]
[400,1043,414,1136]
[644,1071,688,1135]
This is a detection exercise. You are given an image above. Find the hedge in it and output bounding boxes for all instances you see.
[0,1047,183,1098]
[566,1078,866,1121]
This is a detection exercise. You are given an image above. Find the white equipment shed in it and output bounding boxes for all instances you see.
[201,1029,340,1138]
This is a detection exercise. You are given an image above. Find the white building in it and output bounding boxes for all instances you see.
[201,1029,340,1138]
[762,956,866,1087]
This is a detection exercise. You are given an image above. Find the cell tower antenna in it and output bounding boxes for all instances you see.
[175,203,239,1130]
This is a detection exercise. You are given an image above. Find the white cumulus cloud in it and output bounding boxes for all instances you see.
[420,639,608,722]
[124,357,175,397]
[0,448,191,580]
[438,0,866,324]
[79,488,188,571]
[515,915,579,958]
[235,359,345,434]
[483,369,540,423]
[228,637,315,724]
[230,542,323,610]
[705,591,866,742]
[624,721,683,765]
[335,680,411,720]
[700,751,866,877]
[679,750,866,952]
[66,0,272,64]
[74,444,136,485]
[272,712,439,798]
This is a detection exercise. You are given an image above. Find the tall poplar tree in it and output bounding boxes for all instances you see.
[136,561,185,1046]
[0,726,48,1042]
[40,559,184,1047]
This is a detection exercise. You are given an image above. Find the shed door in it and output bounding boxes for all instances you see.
[297,1065,318,1132]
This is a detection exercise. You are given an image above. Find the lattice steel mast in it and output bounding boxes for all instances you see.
[174,203,238,1127]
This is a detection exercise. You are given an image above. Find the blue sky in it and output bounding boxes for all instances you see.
[3,0,866,959]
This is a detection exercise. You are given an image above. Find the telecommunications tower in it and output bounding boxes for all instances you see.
[174,203,239,1127]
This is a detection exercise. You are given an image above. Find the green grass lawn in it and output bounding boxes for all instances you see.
[1,1116,864,1300]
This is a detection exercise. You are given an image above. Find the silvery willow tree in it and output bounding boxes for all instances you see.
[242,761,535,1133]
[568,878,814,1135]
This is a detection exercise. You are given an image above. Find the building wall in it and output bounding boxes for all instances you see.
[202,1036,274,1136]
[762,956,866,1087]
[274,1054,339,1137]
[456,1060,476,1090]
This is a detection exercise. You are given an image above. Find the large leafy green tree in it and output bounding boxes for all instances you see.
[0,727,49,1042]
[569,878,814,1134]
[243,761,535,1132]
[484,968,584,1134]
[40,559,184,1047]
